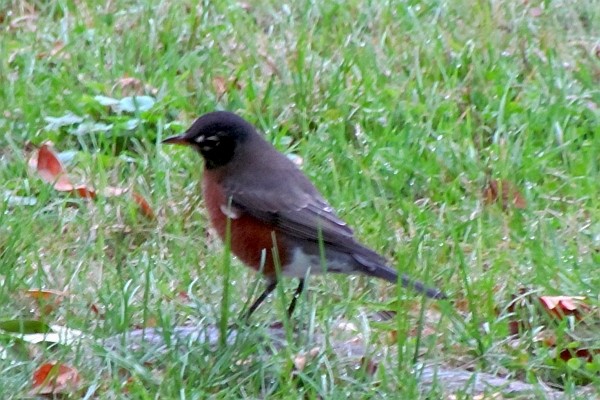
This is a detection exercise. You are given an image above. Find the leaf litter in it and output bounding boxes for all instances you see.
[28,142,154,218]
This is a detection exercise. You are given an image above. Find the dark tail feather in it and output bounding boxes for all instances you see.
[399,273,447,300]
[361,262,447,300]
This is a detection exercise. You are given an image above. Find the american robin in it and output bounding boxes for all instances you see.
[163,111,446,318]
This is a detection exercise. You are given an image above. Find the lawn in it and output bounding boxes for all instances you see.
[1,0,599,398]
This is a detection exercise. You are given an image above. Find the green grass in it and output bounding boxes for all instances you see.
[1,0,599,398]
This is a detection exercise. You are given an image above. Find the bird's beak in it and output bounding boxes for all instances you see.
[162,134,190,146]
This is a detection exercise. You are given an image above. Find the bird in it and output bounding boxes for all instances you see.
[162,111,446,319]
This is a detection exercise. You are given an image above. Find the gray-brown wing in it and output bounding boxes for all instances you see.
[221,166,355,246]
[229,186,355,244]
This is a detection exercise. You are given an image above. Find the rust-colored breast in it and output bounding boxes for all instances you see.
[202,170,288,277]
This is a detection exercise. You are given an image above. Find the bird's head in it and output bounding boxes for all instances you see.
[162,111,253,169]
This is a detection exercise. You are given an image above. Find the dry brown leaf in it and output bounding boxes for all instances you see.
[213,76,228,98]
[37,41,70,60]
[293,347,321,372]
[116,76,142,90]
[293,354,307,371]
[25,289,67,301]
[535,330,557,347]
[483,179,527,209]
[308,347,320,358]
[31,362,81,395]
[212,76,242,99]
[113,76,156,96]
[24,289,67,315]
[9,14,38,32]
[360,356,378,376]
[505,288,538,334]
[386,329,398,344]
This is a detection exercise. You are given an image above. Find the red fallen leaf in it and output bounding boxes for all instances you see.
[483,179,526,209]
[132,191,155,219]
[508,320,521,335]
[30,143,96,197]
[29,144,154,218]
[559,348,599,362]
[32,362,81,394]
[89,303,101,315]
[30,144,72,189]
[177,291,191,301]
[539,296,589,320]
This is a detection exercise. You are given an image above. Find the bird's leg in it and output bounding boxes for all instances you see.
[286,279,305,317]
[244,280,278,320]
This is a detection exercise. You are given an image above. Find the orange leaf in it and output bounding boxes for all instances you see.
[213,76,228,98]
[132,192,155,219]
[539,296,589,319]
[30,144,153,218]
[25,289,67,300]
[31,144,97,198]
[32,362,81,394]
[24,289,67,315]
[483,179,526,209]
[32,143,73,190]
[72,185,96,198]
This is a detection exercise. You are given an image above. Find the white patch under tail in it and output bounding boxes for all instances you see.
[282,248,355,277]
[220,204,241,219]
